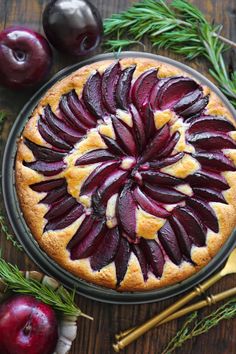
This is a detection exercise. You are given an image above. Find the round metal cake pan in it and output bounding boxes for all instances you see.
[2,51,236,304]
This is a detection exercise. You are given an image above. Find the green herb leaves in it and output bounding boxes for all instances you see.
[104,0,236,108]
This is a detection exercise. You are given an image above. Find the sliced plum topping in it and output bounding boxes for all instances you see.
[158,131,180,158]
[131,68,158,110]
[193,152,235,171]
[101,135,127,156]
[186,197,219,232]
[90,227,120,271]
[148,153,184,169]
[24,139,66,162]
[173,206,206,247]
[156,77,199,110]
[23,160,66,176]
[70,219,105,259]
[170,215,192,260]
[118,185,137,241]
[188,115,235,134]
[59,95,88,132]
[67,215,94,249]
[116,65,136,110]
[67,90,97,127]
[140,170,182,186]
[192,187,226,203]
[140,124,170,163]
[44,203,84,231]
[82,71,106,118]
[179,96,209,119]
[144,183,185,204]
[43,105,83,145]
[38,118,72,151]
[114,237,131,286]
[45,195,77,220]
[141,239,164,278]
[31,178,65,192]
[158,220,182,265]
[75,149,116,166]
[188,132,236,150]
[112,116,137,156]
[149,79,169,109]
[80,161,119,195]
[102,61,122,113]
[132,244,148,281]
[133,187,170,218]
[130,104,146,152]
[186,170,229,190]
[173,89,202,114]
[41,184,68,204]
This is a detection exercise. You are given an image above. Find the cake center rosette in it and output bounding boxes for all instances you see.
[18,59,236,289]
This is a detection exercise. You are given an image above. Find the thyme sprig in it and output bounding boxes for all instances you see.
[0,254,92,319]
[0,216,23,251]
[104,0,236,108]
[162,298,236,354]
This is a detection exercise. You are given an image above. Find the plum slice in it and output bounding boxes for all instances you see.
[130,104,146,151]
[158,131,180,158]
[149,79,169,109]
[75,149,116,166]
[67,90,96,127]
[188,115,235,134]
[192,187,226,203]
[44,203,84,231]
[193,152,235,171]
[112,116,137,156]
[131,68,158,110]
[144,104,156,140]
[43,106,83,145]
[102,61,122,113]
[59,95,88,132]
[141,239,164,278]
[31,178,65,192]
[116,65,136,110]
[80,161,119,195]
[67,215,94,249]
[186,170,229,190]
[132,244,148,281]
[45,195,77,220]
[173,206,206,247]
[117,185,137,241]
[173,89,202,114]
[90,227,120,271]
[24,139,66,162]
[140,170,182,186]
[114,237,131,285]
[170,215,192,260]
[140,124,170,163]
[40,184,68,204]
[188,132,236,150]
[186,196,219,232]
[158,220,182,265]
[156,77,199,110]
[82,71,106,118]
[179,96,209,119]
[38,118,72,151]
[101,135,127,156]
[70,219,105,259]
[133,187,170,218]
[23,160,66,176]
[144,183,185,204]
[148,152,184,169]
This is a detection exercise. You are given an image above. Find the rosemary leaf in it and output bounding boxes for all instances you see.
[0,254,92,320]
[103,0,236,108]
[162,298,236,354]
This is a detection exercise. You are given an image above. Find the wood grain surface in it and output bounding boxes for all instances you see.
[0,1,236,353]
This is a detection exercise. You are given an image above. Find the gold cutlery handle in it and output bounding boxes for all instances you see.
[113,271,222,352]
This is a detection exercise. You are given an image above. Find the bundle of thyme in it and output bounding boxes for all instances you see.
[104,0,236,108]
[162,298,236,353]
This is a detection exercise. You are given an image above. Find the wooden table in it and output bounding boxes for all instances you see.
[0,1,236,353]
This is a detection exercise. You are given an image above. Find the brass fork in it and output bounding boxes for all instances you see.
[113,248,236,352]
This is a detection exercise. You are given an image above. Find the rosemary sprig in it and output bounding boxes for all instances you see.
[0,254,92,319]
[0,216,23,251]
[104,0,236,108]
[162,298,236,354]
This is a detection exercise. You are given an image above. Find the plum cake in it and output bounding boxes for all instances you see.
[15,57,236,291]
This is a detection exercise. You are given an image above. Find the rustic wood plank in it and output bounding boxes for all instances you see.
[0,1,235,354]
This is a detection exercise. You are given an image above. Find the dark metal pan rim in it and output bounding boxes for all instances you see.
[2,51,236,304]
